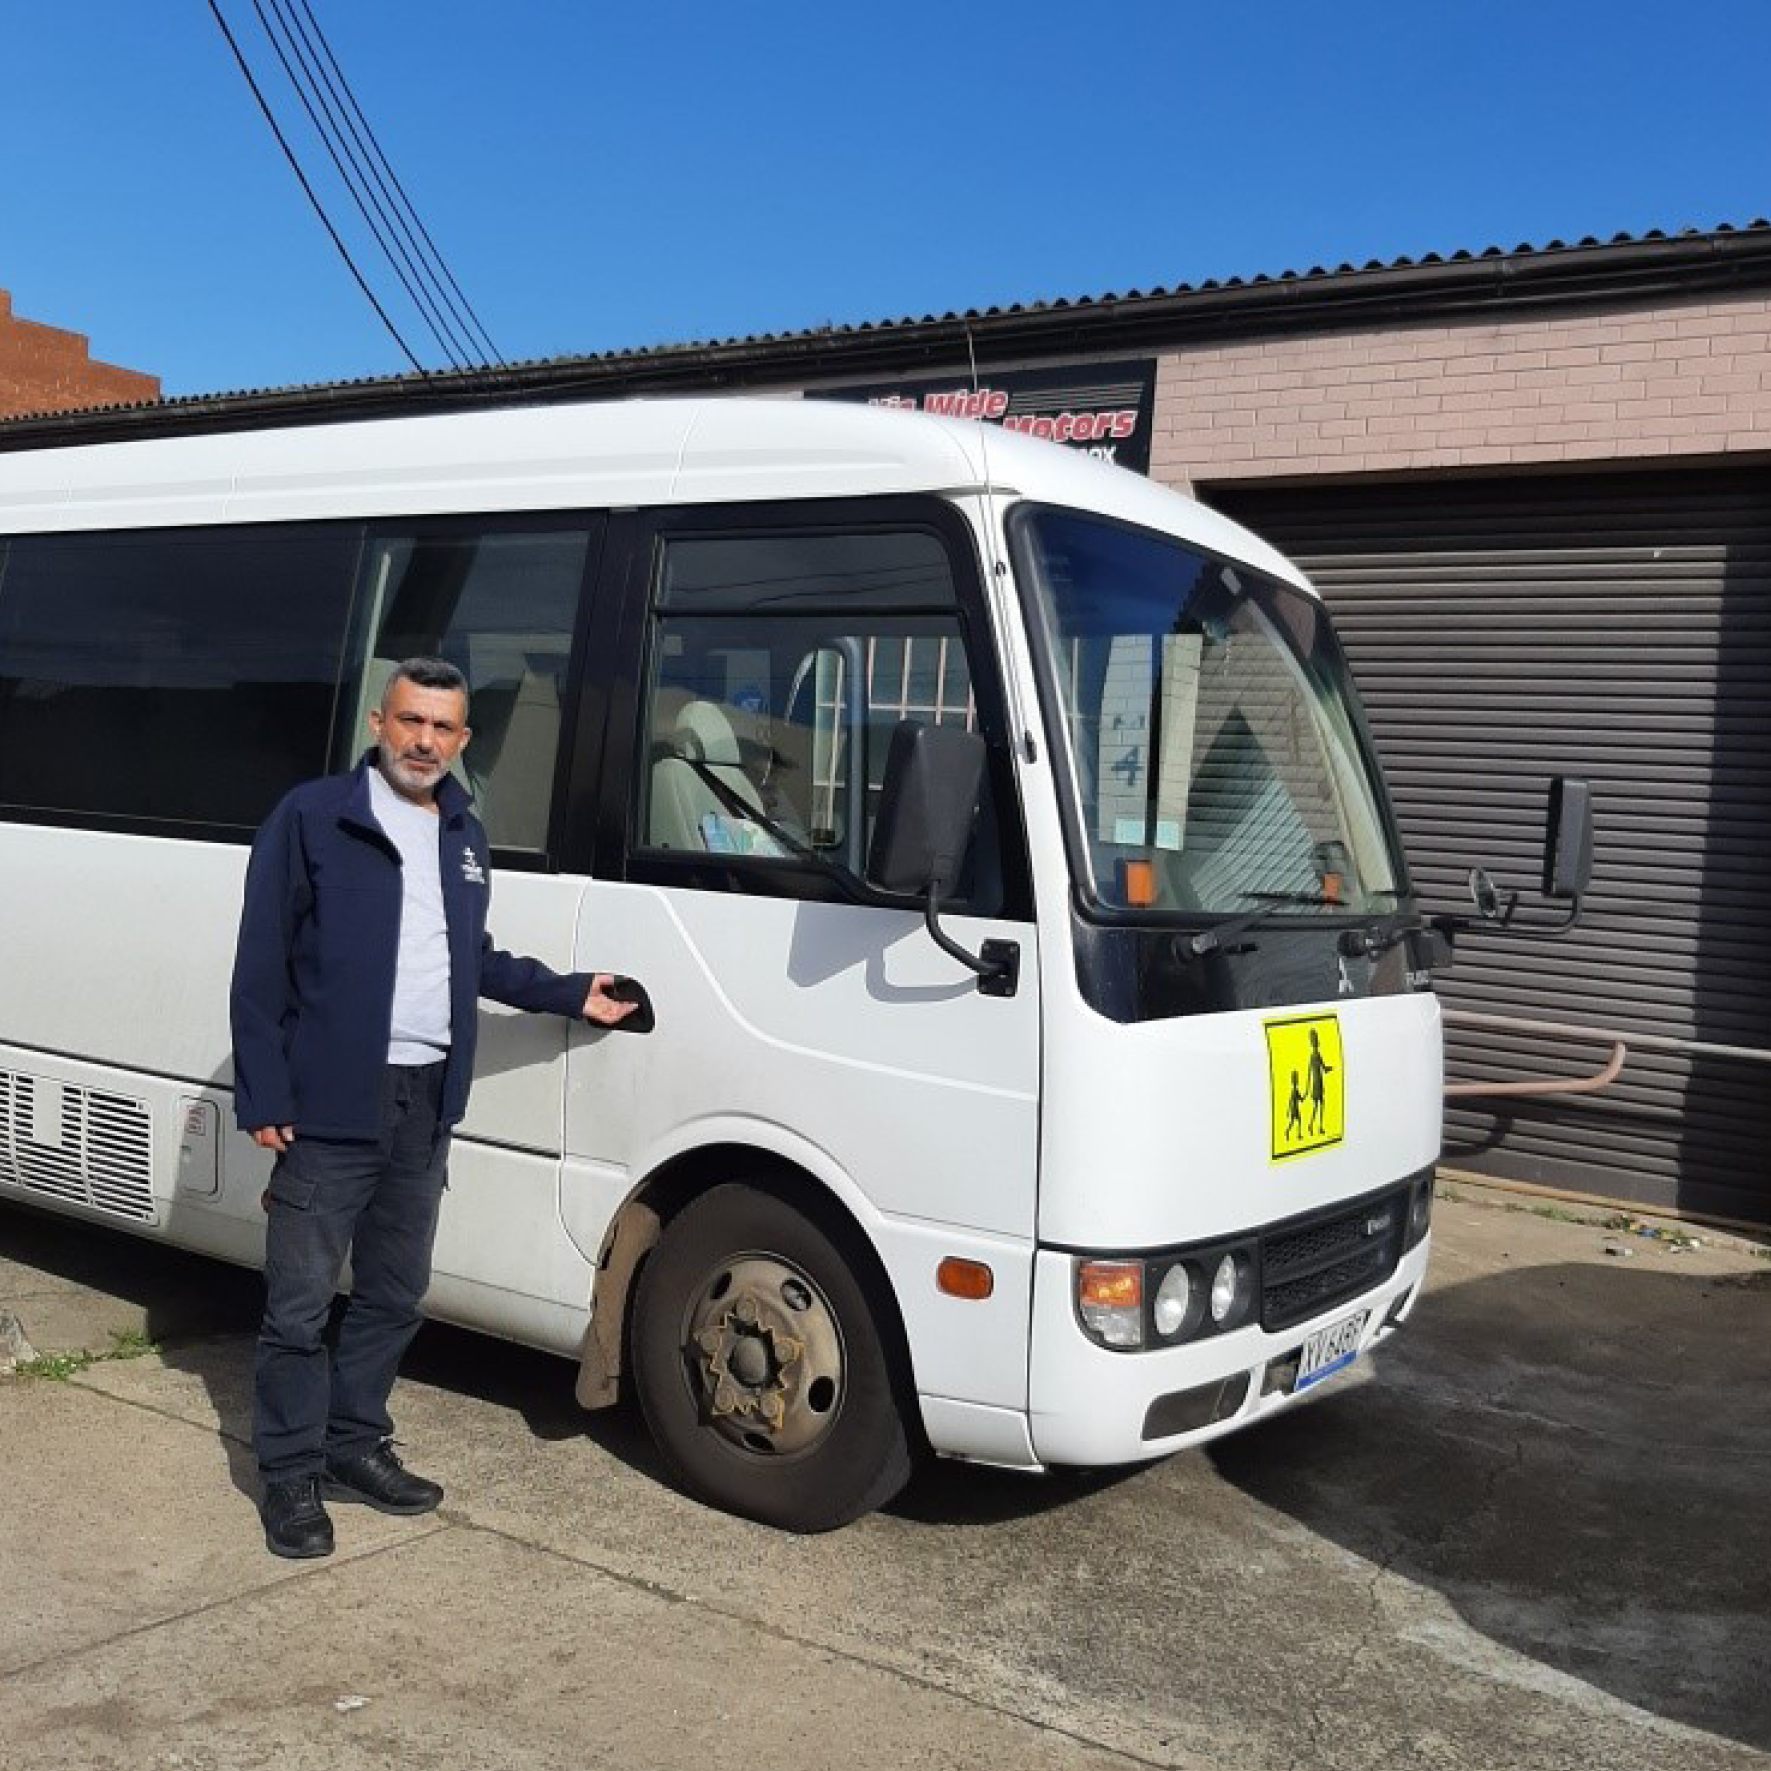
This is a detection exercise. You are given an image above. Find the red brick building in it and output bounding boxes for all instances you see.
[0,288,158,419]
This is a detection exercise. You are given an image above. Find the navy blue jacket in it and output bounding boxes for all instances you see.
[230,757,590,1138]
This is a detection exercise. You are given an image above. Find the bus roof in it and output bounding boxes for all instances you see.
[0,395,1310,592]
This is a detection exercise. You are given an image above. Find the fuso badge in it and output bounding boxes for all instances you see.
[1265,1013,1344,1161]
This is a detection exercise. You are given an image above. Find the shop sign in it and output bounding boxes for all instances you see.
[821,359,1157,475]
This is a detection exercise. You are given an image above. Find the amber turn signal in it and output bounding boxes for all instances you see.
[1077,1261,1143,1308]
[937,1257,995,1300]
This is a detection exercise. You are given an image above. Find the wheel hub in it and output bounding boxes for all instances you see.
[684,1257,844,1456]
[696,1296,804,1430]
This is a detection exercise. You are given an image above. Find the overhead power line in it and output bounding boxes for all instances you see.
[273,0,478,366]
[250,0,475,370]
[285,0,505,366]
[206,0,503,375]
[205,0,426,374]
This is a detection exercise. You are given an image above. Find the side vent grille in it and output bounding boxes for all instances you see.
[0,1069,154,1222]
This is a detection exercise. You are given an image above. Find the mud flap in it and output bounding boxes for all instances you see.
[575,1201,661,1409]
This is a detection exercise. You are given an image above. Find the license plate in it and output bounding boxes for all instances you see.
[1294,1308,1369,1392]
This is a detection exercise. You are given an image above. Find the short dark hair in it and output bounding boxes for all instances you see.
[384,656,469,709]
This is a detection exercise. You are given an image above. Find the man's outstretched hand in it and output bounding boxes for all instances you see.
[583,974,639,1027]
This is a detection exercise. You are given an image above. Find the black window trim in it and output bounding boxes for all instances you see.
[575,495,1034,922]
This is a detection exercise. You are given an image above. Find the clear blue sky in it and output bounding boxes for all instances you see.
[3,1,1768,398]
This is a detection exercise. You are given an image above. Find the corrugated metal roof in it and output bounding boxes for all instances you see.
[6,219,1770,436]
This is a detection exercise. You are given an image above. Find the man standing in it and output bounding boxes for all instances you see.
[230,657,633,1559]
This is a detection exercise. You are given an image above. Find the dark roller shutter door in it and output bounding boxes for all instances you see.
[1213,469,1771,1226]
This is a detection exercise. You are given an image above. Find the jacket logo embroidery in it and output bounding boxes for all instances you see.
[460,847,486,885]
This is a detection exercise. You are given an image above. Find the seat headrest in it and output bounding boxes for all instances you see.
[674,700,746,768]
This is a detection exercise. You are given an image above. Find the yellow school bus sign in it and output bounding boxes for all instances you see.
[1265,1014,1344,1160]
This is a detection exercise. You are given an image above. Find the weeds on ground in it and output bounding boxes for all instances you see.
[1500,1199,1603,1226]
[1442,1179,1737,1253]
[11,1327,158,1381]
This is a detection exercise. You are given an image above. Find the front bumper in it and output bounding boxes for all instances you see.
[1027,1232,1432,1467]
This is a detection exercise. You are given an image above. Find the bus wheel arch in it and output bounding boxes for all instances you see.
[577,1145,923,1530]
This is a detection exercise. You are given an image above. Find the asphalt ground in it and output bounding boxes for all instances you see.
[0,1185,1766,1771]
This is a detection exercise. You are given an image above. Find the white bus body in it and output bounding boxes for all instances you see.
[0,398,1440,1528]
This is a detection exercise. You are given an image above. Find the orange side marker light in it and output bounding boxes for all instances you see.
[937,1258,995,1300]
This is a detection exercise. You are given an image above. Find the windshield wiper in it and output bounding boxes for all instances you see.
[1180,891,1326,959]
[1180,890,1418,961]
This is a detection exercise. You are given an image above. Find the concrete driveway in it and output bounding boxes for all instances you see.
[1,1187,1766,1771]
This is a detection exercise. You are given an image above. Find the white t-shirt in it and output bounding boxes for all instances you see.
[368,766,453,1065]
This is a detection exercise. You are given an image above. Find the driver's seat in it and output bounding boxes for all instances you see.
[648,698,768,852]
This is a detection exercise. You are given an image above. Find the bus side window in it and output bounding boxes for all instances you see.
[639,619,998,907]
[0,523,360,832]
[634,526,1005,910]
[339,523,595,855]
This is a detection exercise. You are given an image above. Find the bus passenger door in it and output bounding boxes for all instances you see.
[559,505,1041,1421]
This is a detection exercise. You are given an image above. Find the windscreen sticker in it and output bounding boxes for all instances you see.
[1266,1014,1344,1161]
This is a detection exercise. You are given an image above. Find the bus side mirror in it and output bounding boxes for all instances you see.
[867,721,1019,996]
[867,720,985,897]
[1452,774,1595,943]
[1544,776,1594,901]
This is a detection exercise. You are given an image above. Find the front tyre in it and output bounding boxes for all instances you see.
[631,1184,913,1531]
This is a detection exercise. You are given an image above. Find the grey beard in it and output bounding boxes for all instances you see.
[377,748,441,800]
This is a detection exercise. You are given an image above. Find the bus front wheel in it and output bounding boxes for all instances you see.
[631,1183,913,1531]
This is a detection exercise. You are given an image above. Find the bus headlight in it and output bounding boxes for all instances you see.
[1077,1243,1256,1351]
[1152,1263,1193,1337]
[1209,1252,1253,1327]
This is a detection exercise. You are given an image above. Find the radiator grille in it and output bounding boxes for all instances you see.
[0,1069,154,1222]
[1261,1188,1403,1332]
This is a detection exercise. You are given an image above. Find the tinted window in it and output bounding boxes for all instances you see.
[639,530,1003,910]
[336,525,593,853]
[0,524,360,829]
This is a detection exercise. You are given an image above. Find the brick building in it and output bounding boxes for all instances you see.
[0,288,158,419]
[2,222,1766,1224]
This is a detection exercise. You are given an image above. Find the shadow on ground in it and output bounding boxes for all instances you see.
[1210,1258,1771,1753]
[0,1201,1106,1527]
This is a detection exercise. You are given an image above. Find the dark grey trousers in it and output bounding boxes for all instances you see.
[253,1063,450,1480]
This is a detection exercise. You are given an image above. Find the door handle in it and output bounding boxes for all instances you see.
[604,975,655,1035]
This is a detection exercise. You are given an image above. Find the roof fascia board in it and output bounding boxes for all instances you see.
[6,228,1771,452]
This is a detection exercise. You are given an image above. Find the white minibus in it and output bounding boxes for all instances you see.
[0,396,1466,1529]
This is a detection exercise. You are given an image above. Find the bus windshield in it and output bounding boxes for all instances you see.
[1014,507,1404,918]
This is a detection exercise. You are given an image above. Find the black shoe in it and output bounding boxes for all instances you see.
[323,1441,444,1515]
[260,1475,334,1559]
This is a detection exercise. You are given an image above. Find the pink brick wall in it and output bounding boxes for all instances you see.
[1150,294,1771,491]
